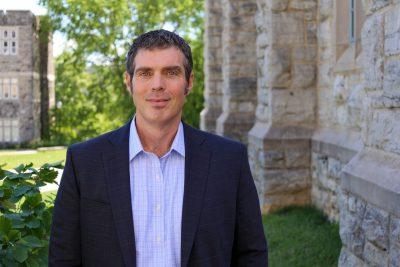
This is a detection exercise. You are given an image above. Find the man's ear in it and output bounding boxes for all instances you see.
[185,71,194,95]
[124,71,133,94]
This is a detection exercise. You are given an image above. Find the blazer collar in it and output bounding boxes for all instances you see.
[104,120,211,267]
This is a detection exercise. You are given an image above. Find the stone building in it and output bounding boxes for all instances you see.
[202,0,400,265]
[0,10,54,146]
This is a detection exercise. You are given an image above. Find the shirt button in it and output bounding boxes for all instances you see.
[156,204,161,212]
[156,236,161,244]
[155,174,161,181]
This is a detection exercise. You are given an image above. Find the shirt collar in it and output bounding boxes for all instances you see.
[129,116,185,161]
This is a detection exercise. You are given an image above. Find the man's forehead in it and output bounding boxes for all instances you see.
[134,47,185,68]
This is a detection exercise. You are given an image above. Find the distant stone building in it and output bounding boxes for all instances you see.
[0,10,54,146]
[202,0,400,265]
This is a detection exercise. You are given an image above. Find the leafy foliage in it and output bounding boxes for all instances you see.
[40,0,204,144]
[0,163,62,266]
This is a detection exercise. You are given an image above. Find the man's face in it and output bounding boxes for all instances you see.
[125,47,193,126]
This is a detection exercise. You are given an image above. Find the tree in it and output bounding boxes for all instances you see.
[40,0,204,144]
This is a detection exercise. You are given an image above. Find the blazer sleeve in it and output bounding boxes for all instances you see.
[232,145,268,267]
[49,147,82,266]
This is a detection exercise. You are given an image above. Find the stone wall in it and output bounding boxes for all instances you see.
[203,0,400,265]
[337,1,400,265]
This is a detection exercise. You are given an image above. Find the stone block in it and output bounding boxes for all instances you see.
[289,0,317,11]
[228,64,259,78]
[363,241,389,267]
[367,109,400,154]
[362,14,384,90]
[269,13,305,45]
[348,195,366,215]
[292,63,316,89]
[284,144,310,168]
[362,204,389,251]
[235,2,258,16]
[263,188,310,212]
[328,157,342,178]
[224,43,257,65]
[383,59,400,97]
[229,15,257,29]
[270,89,316,125]
[390,247,400,267]
[390,216,400,254]
[265,47,292,88]
[371,0,391,12]
[338,248,364,267]
[266,0,289,11]
[306,21,317,44]
[224,77,257,98]
[259,150,285,169]
[389,215,400,267]
[318,0,333,21]
[293,45,317,62]
[340,209,365,258]
[264,169,311,195]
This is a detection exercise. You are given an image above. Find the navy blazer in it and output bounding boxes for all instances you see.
[49,121,268,266]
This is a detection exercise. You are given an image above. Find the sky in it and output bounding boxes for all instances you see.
[0,0,64,57]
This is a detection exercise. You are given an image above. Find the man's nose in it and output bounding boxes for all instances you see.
[151,73,165,91]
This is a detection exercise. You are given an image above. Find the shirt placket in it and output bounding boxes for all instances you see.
[152,154,165,266]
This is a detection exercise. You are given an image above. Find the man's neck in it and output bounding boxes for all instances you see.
[135,115,181,158]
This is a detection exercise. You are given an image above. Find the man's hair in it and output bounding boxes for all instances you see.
[126,29,193,82]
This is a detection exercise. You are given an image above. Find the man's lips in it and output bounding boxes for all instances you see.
[147,99,170,107]
[147,99,169,102]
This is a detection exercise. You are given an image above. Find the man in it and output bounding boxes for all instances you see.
[49,29,267,266]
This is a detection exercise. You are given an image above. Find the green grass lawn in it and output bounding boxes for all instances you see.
[0,149,67,169]
[264,205,342,267]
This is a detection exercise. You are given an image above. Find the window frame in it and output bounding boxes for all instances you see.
[0,27,18,56]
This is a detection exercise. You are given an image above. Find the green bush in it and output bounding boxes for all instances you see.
[0,163,62,266]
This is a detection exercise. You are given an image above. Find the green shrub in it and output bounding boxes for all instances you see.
[0,163,62,266]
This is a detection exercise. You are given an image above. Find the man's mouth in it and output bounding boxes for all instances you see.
[147,98,170,107]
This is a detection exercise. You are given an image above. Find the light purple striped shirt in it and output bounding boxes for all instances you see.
[129,118,185,267]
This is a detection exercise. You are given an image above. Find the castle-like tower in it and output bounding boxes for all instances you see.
[0,10,54,145]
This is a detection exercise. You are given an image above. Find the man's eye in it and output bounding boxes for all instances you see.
[167,70,179,76]
[138,72,151,77]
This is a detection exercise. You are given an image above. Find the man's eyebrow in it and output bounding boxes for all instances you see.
[163,66,182,71]
[134,67,152,73]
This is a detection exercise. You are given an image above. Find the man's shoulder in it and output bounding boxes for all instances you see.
[185,123,246,154]
[68,123,129,154]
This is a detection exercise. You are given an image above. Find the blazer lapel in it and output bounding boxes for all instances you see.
[181,123,212,267]
[103,121,136,267]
